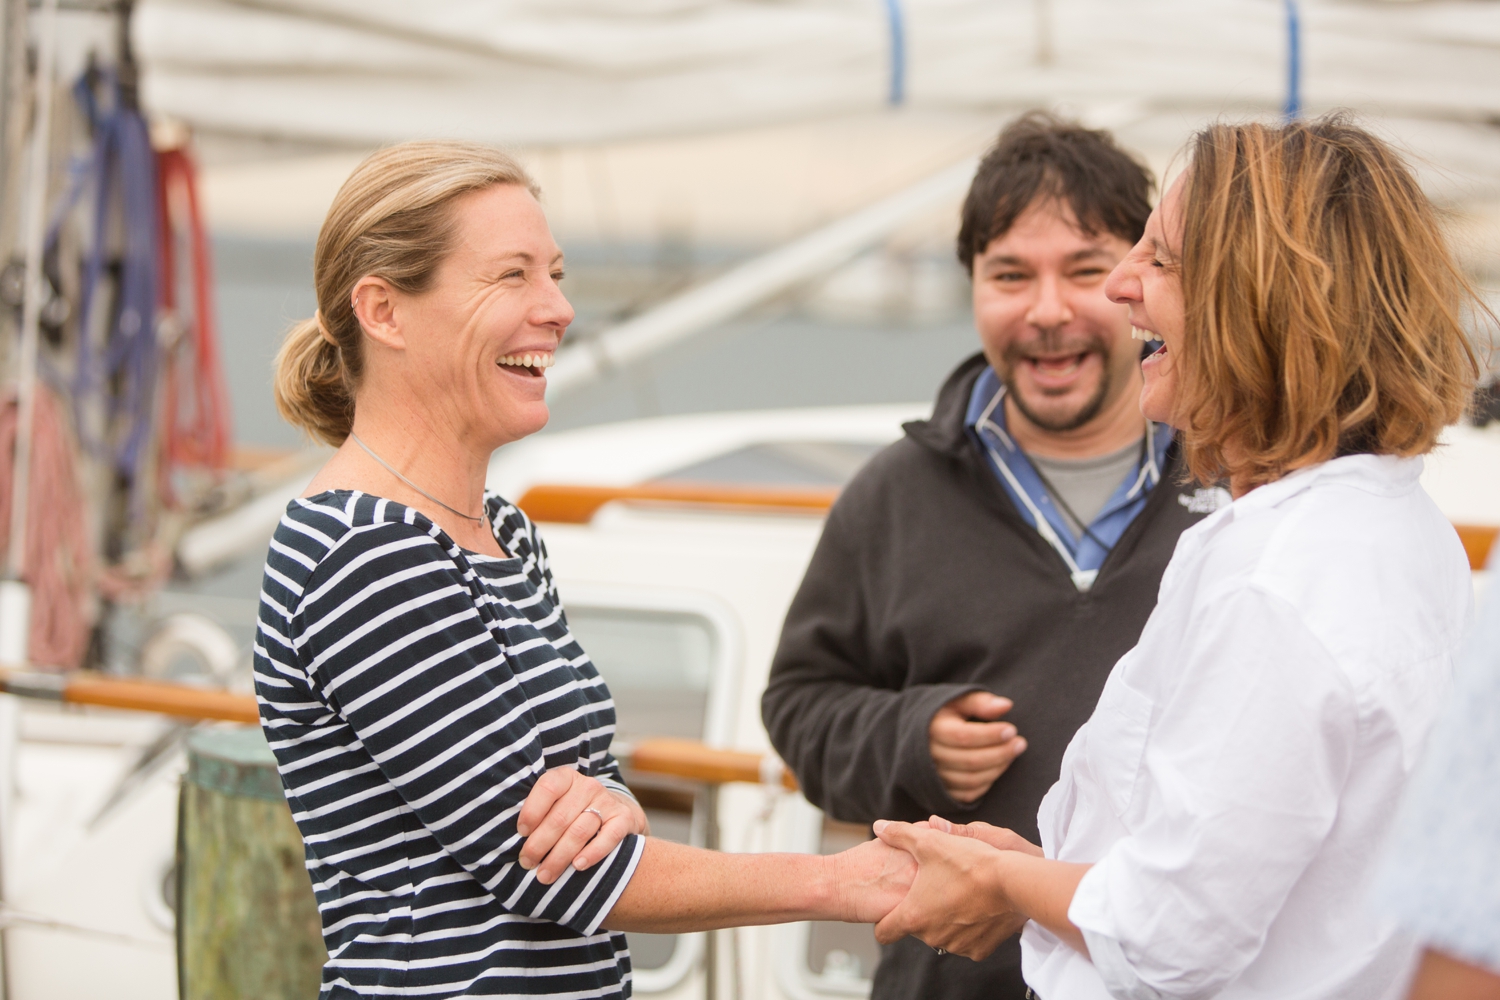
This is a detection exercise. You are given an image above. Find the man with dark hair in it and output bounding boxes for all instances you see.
[761,112,1223,998]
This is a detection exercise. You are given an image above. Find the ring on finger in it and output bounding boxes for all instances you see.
[584,807,604,824]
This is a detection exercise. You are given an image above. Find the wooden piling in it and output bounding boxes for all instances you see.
[177,726,325,999]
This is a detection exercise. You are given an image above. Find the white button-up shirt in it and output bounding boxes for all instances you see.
[1021,455,1473,1000]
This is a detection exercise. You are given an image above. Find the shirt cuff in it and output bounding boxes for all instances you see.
[1070,862,1165,1000]
[575,833,646,936]
[597,775,635,799]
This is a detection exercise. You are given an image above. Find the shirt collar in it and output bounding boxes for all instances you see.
[965,365,1171,480]
[1232,454,1426,515]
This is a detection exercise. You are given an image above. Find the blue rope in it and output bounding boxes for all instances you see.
[64,70,160,512]
[1283,0,1302,120]
[883,0,906,106]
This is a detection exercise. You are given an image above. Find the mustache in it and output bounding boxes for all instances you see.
[1000,330,1114,366]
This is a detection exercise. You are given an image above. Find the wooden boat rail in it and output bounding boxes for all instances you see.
[520,482,1500,570]
[1453,524,1498,572]
[515,482,839,524]
[517,483,1500,570]
[0,519,1491,790]
[0,670,798,789]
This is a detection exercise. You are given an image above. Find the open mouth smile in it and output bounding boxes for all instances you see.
[1132,327,1167,357]
[496,352,555,378]
[1029,353,1088,377]
[1017,350,1100,389]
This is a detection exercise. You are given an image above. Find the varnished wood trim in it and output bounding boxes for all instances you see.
[1455,523,1499,571]
[629,737,799,790]
[516,482,839,524]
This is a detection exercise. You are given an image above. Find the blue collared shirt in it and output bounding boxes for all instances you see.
[965,366,1173,590]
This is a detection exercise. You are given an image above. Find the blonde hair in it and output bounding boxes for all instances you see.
[273,140,539,445]
[1175,115,1485,489]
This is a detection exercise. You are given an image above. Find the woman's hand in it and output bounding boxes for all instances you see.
[923,815,1044,856]
[516,767,649,885]
[871,820,1029,959]
[873,819,1090,959]
[826,837,919,924]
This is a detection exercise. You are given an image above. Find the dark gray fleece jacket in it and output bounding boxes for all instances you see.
[761,353,1212,1000]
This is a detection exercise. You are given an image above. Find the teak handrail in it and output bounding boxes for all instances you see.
[1454,524,1497,572]
[626,737,798,790]
[516,482,839,525]
[516,481,1500,573]
[0,520,1492,783]
[0,670,795,788]
[0,670,261,724]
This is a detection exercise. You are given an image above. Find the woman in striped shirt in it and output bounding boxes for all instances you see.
[256,140,913,999]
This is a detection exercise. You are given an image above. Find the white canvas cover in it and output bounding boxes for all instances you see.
[131,0,1500,150]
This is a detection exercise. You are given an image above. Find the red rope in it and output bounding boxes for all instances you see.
[0,388,94,669]
[156,146,231,481]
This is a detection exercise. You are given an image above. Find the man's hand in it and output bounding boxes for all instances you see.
[928,691,1027,803]
[826,837,918,924]
[870,820,1028,960]
[517,767,650,884]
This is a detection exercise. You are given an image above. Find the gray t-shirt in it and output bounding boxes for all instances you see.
[1029,439,1143,538]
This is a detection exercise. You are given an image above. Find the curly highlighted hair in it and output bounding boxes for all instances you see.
[1175,115,1487,490]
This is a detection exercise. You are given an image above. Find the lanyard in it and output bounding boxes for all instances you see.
[979,436,1096,591]
[1028,431,1150,554]
[974,388,1157,593]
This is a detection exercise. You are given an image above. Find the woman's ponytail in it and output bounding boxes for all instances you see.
[269,140,538,449]
[273,315,354,446]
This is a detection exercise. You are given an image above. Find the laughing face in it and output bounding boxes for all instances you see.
[1105,176,1185,426]
[971,200,1140,435]
[389,183,574,448]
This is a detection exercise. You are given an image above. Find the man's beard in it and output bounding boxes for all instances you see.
[999,332,1115,433]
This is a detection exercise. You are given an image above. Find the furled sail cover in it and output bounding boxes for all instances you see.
[131,0,1500,149]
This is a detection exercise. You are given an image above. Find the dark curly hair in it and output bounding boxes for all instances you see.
[957,111,1154,273]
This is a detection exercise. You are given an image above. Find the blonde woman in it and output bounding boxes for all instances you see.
[870,117,1484,999]
[256,141,912,999]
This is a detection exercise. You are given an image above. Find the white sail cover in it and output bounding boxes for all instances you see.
[132,0,1500,149]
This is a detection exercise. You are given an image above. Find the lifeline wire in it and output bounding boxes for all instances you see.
[883,0,905,106]
[1284,0,1302,120]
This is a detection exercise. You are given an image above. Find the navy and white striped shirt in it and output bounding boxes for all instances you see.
[254,490,643,998]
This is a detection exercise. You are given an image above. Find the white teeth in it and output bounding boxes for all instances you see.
[1131,327,1162,343]
[497,353,555,369]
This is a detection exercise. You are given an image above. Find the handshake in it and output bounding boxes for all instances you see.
[828,814,1044,960]
[515,766,1058,959]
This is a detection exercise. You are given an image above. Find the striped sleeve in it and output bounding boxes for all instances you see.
[290,517,640,935]
[516,510,636,803]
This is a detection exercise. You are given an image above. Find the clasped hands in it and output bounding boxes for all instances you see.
[517,765,1042,960]
[868,815,1042,959]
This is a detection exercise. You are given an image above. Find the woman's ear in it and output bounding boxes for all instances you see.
[351,276,404,351]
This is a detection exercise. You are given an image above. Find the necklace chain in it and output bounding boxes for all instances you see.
[348,432,485,525]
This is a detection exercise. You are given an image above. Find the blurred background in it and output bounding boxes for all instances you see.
[132,0,1500,444]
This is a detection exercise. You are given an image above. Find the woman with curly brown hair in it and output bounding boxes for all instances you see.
[869,115,1487,1000]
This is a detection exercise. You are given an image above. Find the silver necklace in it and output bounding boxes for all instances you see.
[348,432,485,525]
